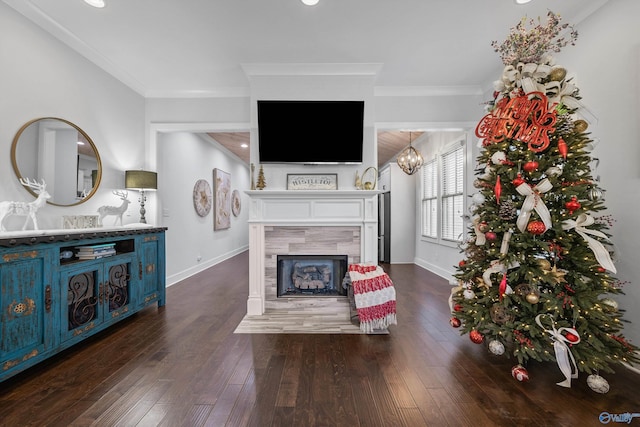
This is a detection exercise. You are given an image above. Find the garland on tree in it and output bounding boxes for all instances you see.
[451,11,639,392]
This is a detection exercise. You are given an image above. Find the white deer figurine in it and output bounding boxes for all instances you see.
[0,178,51,231]
[97,190,131,226]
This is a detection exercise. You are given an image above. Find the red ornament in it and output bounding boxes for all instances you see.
[565,332,579,343]
[485,231,497,241]
[498,272,508,301]
[511,365,530,382]
[523,161,539,173]
[565,196,581,214]
[512,173,525,187]
[453,304,463,312]
[558,138,568,160]
[494,175,502,204]
[458,260,466,267]
[527,220,546,235]
[450,317,461,328]
[469,330,484,344]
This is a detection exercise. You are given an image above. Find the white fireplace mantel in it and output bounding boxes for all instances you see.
[245,190,379,315]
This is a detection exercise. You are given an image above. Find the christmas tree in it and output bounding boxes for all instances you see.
[451,11,639,391]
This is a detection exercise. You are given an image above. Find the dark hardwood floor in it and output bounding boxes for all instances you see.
[1,251,639,426]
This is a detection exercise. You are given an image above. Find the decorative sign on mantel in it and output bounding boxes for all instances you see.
[287,174,338,190]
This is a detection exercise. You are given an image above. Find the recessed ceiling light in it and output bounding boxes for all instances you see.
[301,0,320,5]
[515,0,533,4]
[84,0,105,8]
[241,143,248,148]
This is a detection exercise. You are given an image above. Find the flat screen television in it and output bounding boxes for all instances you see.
[257,100,364,164]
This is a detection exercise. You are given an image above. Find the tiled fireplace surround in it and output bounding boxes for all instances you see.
[246,190,378,316]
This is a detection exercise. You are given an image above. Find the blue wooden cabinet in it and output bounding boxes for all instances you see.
[0,227,166,382]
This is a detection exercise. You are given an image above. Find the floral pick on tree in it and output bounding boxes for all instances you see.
[451,11,638,393]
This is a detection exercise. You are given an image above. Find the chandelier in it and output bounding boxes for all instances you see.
[396,132,423,175]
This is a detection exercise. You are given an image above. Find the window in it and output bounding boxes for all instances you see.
[421,159,437,238]
[421,139,465,243]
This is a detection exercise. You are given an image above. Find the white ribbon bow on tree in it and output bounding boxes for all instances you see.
[562,213,617,273]
[516,179,553,233]
[535,314,580,388]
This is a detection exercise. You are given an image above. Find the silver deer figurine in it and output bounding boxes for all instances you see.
[0,178,51,231]
[97,190,130,226]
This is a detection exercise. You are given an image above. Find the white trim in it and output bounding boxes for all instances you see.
[241,62,383,77]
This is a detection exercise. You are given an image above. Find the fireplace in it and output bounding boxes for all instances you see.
[277,254,348,298]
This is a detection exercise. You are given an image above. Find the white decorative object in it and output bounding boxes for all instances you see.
[97,190,130,226]
[488,340,505,356]
[587,374,610,393]
[0,178,50,231]
[63,215,100,229]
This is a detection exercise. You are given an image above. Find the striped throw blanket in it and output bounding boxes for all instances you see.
[348,264,397,333]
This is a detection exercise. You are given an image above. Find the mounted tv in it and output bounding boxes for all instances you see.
[257,100,364,164]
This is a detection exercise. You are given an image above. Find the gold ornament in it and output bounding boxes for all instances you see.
[526,293,540,304]
[574,119,589,133]
[544,265,567,284]
[549,67,567,82]
[537,259,552,271]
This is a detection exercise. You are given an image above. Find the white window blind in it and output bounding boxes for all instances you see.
[421,159,437,238]
[441,146,464,241]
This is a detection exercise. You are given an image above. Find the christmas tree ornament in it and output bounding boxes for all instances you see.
[565,331,579,343]
[565,196,581,214]
[512,173,525,187]
[586,374,610,394]
[472,192,486,205]
[491,151,509,165]
[454,303,463,312]
[526,293,540,304]
[574,119,589,133]
[489,340,505,355]
[558,138,568,159]
[499,200,517,220]
[600,298,619,311]
[485,231,497,241]
[450,317,461,328]
[470,330,484,344]
[494,176,502,204]
[523,161,539,173]
[545,166,563,177]
[511,365,530,382]
[490,304,514,324]
[549,67,567,81]
[527,220,546,235]
[463,289,476,300]
[478,221,490,233]
[588,186,603,201]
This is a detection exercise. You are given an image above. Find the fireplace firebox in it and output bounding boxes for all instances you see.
[277,255,348,297]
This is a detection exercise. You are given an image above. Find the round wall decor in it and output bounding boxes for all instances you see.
[231,189,241,216]
[193,179,212,217]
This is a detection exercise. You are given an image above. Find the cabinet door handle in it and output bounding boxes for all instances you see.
[139,261,143,280]
[98,282,103,304]
[45,285,52,313]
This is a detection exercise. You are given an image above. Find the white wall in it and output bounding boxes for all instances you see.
[0,3,146,228]
[156,132,249,285]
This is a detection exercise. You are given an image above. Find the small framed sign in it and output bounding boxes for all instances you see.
[287,174,338,190]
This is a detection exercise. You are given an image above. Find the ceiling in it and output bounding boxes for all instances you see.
[4,0,608,166]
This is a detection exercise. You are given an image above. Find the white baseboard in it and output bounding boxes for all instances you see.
[166,246,248,287]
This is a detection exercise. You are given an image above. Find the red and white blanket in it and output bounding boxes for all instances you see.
[348,264,397,333]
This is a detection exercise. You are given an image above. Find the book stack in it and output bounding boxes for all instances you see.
[75,243,116,260]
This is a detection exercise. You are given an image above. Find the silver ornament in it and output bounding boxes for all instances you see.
[587,374,610,394]
[488,339,505,356]
[600,298,619,311]
[463,289,476,300]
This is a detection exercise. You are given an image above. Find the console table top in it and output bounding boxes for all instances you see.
[0,224,168,247]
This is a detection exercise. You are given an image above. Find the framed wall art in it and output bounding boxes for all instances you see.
[213,168,231,230]
[286,173,338,190]
[193,179,212,217]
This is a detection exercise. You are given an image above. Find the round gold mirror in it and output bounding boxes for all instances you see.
[11,117,102,206]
